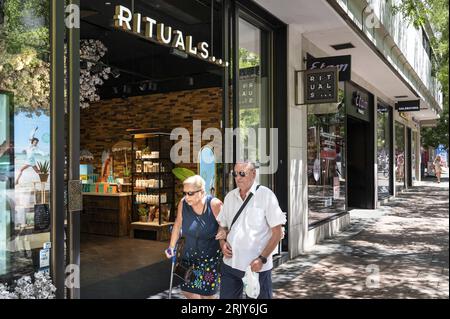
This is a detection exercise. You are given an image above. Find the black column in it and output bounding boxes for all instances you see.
[67,0,80,299]
[50,0,66,299]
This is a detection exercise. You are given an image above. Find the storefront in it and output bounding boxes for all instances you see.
[376,100,393,200]
[0,0,288,298]
[394,121,406,192]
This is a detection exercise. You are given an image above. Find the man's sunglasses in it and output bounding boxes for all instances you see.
[231,171,249,178]
[182,189,202,196]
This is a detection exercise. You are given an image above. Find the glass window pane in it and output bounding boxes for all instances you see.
[395,122,405,191]
[0,0,51,282]
[307,88,346,225]
[238,17,271,187]
[377,104,391,199]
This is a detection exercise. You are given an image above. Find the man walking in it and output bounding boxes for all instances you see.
[217,162,286,299]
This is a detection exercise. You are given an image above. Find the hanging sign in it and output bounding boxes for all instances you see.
[304,67,338,104]
[352,91,369,115]
[307,54,351,81]
[395,100,420,112]
[113,5,229,67]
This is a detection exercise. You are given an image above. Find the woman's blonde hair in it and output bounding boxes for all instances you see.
[183,175,206,191]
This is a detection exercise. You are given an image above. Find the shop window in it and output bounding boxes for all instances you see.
[395,122,406,191]
[0,0,51,282]
[377,103,392,199]
[411,131,417,182]
[307,88,346,226]
[237,16,272,188]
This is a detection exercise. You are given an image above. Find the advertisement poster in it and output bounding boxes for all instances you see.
[14,113,50,186]
[198,146,216,196]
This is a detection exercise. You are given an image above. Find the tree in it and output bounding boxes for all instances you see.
[393,0,449,150]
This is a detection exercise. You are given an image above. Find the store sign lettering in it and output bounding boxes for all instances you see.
[113,5,229,67]
[307,54,351,81]
[395,100,420,112]
[352,91,368,114]
[303,68,338,104]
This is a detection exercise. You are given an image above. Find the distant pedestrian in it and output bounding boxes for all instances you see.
[217,161,286,299]
[434,155,443,183]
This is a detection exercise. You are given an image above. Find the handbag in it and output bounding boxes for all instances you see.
[173,237,196,283]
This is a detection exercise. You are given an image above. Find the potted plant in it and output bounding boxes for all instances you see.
[138,205,148,222]
[36,160,50,183]
[123,167,131,184]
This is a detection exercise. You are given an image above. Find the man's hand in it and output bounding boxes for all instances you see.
[250,258,263,272]
[215,228,228,240]
[220,240,233,258]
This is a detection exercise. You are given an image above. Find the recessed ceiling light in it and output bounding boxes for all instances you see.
[331,42,355,50]
[105,2,111,5]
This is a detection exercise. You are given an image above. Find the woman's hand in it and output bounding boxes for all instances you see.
[215,228,228,240]
[165,247,175,259]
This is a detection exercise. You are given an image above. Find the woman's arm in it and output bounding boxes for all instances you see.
[210,198,223,219]
[165,199,184,258]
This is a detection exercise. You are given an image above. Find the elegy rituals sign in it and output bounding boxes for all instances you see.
[304,68,338,104]
[307,54,351,81]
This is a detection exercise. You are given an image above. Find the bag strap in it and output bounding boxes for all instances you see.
[229,185,260,231]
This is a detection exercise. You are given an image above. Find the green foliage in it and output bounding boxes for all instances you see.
[172,167,196,182]
[137,205,147,217]
[394,0,449,150]
[2,0,49,53]
[239,48,260,69]
[36,160,49,174]
[0,0,50,115]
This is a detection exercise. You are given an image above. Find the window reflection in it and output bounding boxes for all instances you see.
[0,0,50,281]
[307,89,346,225]
[377,104,391,199]
[395,122,405,191]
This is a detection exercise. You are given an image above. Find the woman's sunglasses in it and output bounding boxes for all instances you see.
[182,189,202,196]
[231,171,249,178]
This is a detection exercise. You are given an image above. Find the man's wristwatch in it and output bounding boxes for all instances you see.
[258,255,267,264]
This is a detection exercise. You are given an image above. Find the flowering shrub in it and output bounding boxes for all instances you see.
[80,39,111,109]
[0,272,56,299]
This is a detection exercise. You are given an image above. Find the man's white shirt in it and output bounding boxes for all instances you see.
[217,181,286,272]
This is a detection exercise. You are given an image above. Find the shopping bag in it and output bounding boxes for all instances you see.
[242,266,260,299]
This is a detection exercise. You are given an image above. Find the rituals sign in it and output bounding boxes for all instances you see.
[304,67,338,104]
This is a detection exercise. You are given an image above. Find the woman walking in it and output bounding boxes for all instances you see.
[434,155,443,183]
[165,175,223,299]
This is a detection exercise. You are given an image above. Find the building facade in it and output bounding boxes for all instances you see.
[0,0,443,298]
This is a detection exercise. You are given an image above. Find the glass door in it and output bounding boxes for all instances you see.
[236,14,273,188]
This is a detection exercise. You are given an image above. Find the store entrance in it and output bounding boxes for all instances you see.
[78,0,225,299]
[347,116,375,209]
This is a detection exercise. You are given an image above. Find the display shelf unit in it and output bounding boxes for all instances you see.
[127,129,175,240]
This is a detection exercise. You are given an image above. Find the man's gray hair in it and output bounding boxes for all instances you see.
[234,161,257,170]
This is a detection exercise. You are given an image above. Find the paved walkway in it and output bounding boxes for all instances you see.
[149,177,448,299]
[273,177,449,299]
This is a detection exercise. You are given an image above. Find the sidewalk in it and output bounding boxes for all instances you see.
[273,177,449,299]
[149,178,448,299]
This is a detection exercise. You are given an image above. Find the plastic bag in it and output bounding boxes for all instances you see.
[242,266,260,299]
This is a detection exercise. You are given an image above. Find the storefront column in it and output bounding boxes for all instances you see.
[373,94,379,207]
[50,0,66,299]
[67,0,81,299]
[287,24,308,257]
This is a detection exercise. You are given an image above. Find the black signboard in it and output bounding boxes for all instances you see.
[307,54,351,81]
[304,67,338,104]
[239,66,260,109]
[34,204,50,232]
[395,100,420,112]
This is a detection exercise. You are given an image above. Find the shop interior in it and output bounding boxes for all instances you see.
[79,0,224,298]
